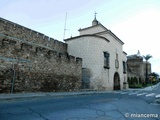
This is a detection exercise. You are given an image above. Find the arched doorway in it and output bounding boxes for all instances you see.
[113,72,120,90]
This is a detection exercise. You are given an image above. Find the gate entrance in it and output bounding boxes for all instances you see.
[113,72,120,90]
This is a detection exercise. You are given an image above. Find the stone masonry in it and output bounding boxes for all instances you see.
[127,53,151,83]
[0,18,82,93]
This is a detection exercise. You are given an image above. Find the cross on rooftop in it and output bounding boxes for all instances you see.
[94,12,97,19]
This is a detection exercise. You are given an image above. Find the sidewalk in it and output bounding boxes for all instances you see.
[0,91,110,100]
[0,83,159,100]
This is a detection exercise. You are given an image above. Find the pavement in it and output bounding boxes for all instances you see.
[0,90,111,100]
[0,83,160,100]
[128,82,160,91]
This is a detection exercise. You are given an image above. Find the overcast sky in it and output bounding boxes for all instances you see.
[0,0,160,75]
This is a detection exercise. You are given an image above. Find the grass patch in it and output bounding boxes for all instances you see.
[129,84,143,88]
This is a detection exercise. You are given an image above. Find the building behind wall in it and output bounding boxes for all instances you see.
[127,51,152,84]
[0,18,82,93]
[65,16,127,90]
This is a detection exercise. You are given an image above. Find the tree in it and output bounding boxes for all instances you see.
[151,72,159,84]
[143,54,152,85]
[151,72,159,79]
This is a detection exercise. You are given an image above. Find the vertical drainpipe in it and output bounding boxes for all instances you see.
[11,64,16,94]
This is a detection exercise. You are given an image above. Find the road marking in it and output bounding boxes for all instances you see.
[137,93,147,96]
[129,92,140,95]
[114,91,121,94]
[155,94,160,98]
[146,93,156,97]
[120,92,129,94]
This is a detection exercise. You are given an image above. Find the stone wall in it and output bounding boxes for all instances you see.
[127,55,151,83]
[0,18,82,93]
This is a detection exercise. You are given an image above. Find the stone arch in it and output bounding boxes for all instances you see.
[113,72,120,90]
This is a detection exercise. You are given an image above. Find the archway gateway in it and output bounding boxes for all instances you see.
[113,72,120,90]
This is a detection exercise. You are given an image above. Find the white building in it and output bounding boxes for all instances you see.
[65,16,127,90]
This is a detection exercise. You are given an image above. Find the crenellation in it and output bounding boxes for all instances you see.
[63,43,68,51]
[59,53,68,62]
[0,17,82,93]
[0,18,68,53]
[47,38,55,48]
[68,55,75,62]
[76,57,82,64]
[60,41,65,48]
[54,40,60,51]
[21,28,30,41]
[30,30,38,43]
[13,23,16,29]
[43,36,49,46]
[36,32,39,37]
[35,32,44,43]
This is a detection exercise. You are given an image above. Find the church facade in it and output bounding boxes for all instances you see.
[65,16,127,90]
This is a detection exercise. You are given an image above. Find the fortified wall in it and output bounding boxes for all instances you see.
[0,18,82,93]
[127,55,144,81]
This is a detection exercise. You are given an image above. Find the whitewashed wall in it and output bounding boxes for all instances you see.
[66,24,127,90]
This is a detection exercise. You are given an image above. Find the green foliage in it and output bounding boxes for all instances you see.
[143,54,152,61]
[129,77,142,88]
[129,84,143,88]
[133,77,138,84]
[151,72,159,79]
[139,77,142,84]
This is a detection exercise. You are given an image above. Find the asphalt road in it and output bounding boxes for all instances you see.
[0,87,160,120]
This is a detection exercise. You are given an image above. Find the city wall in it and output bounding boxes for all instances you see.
[0,18,82,93]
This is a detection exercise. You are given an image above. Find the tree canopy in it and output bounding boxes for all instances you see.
[143,54,152,61]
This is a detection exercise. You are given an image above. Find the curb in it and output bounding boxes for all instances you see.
[0,83,159,100]
[0,91,110,100]
[128,83,160,91]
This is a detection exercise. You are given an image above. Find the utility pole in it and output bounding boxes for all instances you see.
[63,12,67,41]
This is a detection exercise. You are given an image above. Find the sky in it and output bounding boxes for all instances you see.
[0,0,160,75]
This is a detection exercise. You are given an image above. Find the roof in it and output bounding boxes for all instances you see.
[78,22,108,32]
[78,22,124,45]
[64,34,110,42]
[123,51,127,55]
[127,54,143,60]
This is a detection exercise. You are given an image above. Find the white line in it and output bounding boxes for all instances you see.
[137,93,147,96]
[155,94,160,98]
[129,92,139,95]
[121,92,129,94]
[146,93,156,97]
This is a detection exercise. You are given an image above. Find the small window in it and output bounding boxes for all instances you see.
[115,53,119,68]
[115,60,119,68]
[123,61,127,74]
[104,52,110,69]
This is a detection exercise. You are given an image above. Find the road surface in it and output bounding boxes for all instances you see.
[0,85,160,120]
